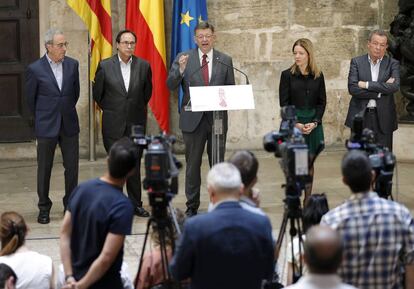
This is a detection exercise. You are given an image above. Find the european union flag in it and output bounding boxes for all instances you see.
[171,0,208,111]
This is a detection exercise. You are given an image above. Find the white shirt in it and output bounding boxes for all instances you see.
[198,48,213,81]
[46,53,63,90]
[285,273,358,289]
[366,55,382,108]
[0,249,53,289]
[119,54,132,92]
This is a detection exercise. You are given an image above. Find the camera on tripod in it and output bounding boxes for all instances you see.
[345,115,396,199]
[130,125,182,218]
[263,105,310,199]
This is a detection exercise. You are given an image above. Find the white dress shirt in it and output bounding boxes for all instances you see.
[366,55,382,108]
[119,54,132,92]
[46,53,63,90]
[284,273,358,289]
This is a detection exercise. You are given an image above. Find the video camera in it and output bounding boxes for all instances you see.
[345,115,396,199]
[131,125,182,218]
[263,106,310,208]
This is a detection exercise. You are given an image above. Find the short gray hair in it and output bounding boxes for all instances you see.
[207,162,242,193]
[44,28,64,46]
[368,29,388,42]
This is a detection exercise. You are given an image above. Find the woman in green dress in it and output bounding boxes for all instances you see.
[279,38,326,203]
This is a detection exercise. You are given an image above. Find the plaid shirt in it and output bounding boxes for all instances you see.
[321,192,414,289]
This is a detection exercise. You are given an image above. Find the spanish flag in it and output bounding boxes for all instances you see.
[66,0,112,81]
[126,0,170,132]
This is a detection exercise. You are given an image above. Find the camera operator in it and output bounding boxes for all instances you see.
[170,163,274,289]
[60,138,137,289]
[321,150,414,289]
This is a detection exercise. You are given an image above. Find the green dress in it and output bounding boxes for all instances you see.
[296,108,324,156]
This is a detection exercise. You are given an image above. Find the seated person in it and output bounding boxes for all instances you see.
[228,150,264,215]
[135,209,186,289]
[286,193,329,285]
[0,211,55,289]
[0,263,17,289]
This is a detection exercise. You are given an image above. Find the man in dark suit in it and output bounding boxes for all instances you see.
[345,29,400,151]
[167,22,235,216]
[170,162,274,289]
[26,28,80,224]
[93,29,152,217]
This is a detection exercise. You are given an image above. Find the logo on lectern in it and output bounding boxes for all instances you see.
[218,88,227,107]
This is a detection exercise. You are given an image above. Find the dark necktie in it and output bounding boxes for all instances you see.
[202,54,209,85]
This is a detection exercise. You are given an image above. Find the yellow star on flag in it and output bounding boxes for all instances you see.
[198,15,204,23]
[180,10,194,27]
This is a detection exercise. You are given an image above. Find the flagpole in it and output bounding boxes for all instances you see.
[88,33,96,161]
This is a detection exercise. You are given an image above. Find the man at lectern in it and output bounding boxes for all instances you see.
[167,21,235,217]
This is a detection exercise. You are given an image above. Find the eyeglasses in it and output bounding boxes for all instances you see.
[195,34,213,40]
[53,42,69,48]
[120,41,136,47]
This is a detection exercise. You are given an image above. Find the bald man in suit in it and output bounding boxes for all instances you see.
[167,22,235,216]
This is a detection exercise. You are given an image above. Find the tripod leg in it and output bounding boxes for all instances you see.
[274,210,288,261]
[134,218,154,288]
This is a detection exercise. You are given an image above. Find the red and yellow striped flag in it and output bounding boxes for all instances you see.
[126,0,170,132]
[66,0,112,81]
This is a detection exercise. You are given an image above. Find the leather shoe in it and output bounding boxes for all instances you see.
[37,210,50,224]
[185,208,197,217]
[134,206,150,217]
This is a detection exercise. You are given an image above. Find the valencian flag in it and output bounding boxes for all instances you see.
[66,0,113,81]
[126,0,170,132]
[171,0,208,111]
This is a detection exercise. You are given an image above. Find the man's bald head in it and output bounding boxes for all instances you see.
[304,225,343,274]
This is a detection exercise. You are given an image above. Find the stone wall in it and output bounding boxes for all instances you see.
[39,0,399,156]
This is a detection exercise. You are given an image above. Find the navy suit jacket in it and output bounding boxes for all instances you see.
[26,55,80,138]
[170,201,274,289]
[345,54,400,134]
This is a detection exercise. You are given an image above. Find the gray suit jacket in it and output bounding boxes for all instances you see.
[167,49,235,133]
[345,54,400,134]
[93,55,152,140]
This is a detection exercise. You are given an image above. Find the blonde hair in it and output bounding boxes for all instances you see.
[0,212,27,256]
[290,38,321,79]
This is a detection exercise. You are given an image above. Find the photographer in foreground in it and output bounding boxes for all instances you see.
[321,150,414,289]
[60,138,136,289]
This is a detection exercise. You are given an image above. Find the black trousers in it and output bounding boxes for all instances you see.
[363,108,393,151]
[37,129,79,211]
[182,114,226,210]
[103,131,143,208]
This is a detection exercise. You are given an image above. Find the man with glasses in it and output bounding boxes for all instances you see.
[345,29,400,151]
[26,28,80,224]
[167,21,235,217]
[93,29,152,217]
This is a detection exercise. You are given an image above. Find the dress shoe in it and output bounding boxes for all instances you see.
[185,208,197,217]
[37,210,50,224]
[134,206,150,217]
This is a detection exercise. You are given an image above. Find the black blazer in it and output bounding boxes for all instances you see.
[26,55,80,138]
[93,55,152,139]
[167,48,235,133]
[345,54,400,133]
[279,68,326,123]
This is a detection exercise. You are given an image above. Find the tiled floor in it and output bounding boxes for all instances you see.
[0,148,413,283]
